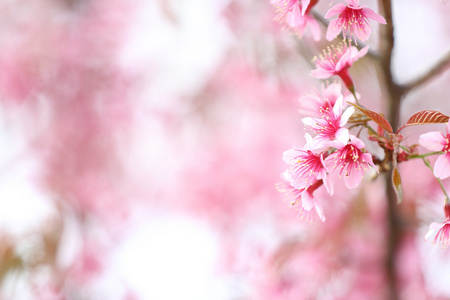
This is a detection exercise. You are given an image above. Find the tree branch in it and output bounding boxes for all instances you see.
[402,50,450,94]
[378,1,401,300]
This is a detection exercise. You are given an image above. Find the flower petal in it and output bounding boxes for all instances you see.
[311,68,334,79]
[326,18,342,41]
[419,131,445,151]
[340,106,355,126]
[282,148,302,164]
[313,198,326,222]
[325,3,346,18]
[434,154,450,179]
[425,222,442,240]
[302,116,317,127]
[345,166,363,189]
[322,172,334,196]
[349,135,365,149]
[286,3,304,27]
[301,190,314,211]
[307,16,321,41]
[355,23,371,41]
[335,48,352,72]
[301,0,311,15]
[334,128,350,144]
[351,46,369,61]
[362,7,387,24]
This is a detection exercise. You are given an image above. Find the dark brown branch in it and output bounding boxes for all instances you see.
[402,50,450,94]
[378,1,401,300]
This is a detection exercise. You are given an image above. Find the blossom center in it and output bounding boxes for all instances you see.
[313,44,346,72]
[435,223,450,248]
[443,135,450,153]
[316,107,340,139]
[293,151,324,186]
[335,144,364,175]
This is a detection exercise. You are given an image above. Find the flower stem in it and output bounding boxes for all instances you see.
[408,151,444,160]
[422,158,450,200]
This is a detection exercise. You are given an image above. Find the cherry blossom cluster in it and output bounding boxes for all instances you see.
[273,0,450,247]
[272,0,386,42]
[278,83,377,222]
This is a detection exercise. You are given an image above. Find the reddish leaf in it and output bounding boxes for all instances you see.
[348,103,393,133]
[392,167,403,204]
[405,110,449,127]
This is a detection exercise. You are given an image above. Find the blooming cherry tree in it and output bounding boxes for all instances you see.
[273,0,450,276]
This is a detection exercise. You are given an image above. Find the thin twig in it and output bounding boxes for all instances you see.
[402,50,450,94]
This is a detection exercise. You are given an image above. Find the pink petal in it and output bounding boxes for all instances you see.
[332,95,343,116]
[326,18,342,41]
[362,153,376,168]
[346,0,360,6]
[339,106,355,126]
[335,128,350,144]
[301,191,314,211]
[286,4,304,27]
[322,173,334,196]
[349,135,365,149]
[434,154,450,179]
[325,3,346,18]
[311,68,334,79]
[425,222,443,240]
[355,24,371,41]
[302,116,316,127]
[419,131,445,151]
[304,133,326,151]
[281,170,293,182]
[447,119,450,133]
[323,83,342,100]
[324,154,337,171]
[282,148,302,164]
[362,7,387,24]
[307,16,321,41]
[351,46,369,62]
[313,198,326,222]
[301,0,311,15]
[345,167,363,189]
[335,49,352,72]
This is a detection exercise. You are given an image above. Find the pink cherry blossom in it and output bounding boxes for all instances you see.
[283,134,333,193]
[425,220,450,248]
[325,0,387,42]
[425,203,450,248]
[272,0,321,40]
[326,135,377,189]
[311,43,368,91]
[298,82,354,117]
[277,174,326,222]
[302,95,354,145]
[419,120,450,179]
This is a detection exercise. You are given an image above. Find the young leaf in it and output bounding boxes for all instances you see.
[392,167,403,204]
[405,110,449,127]
[348,102,393,133]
